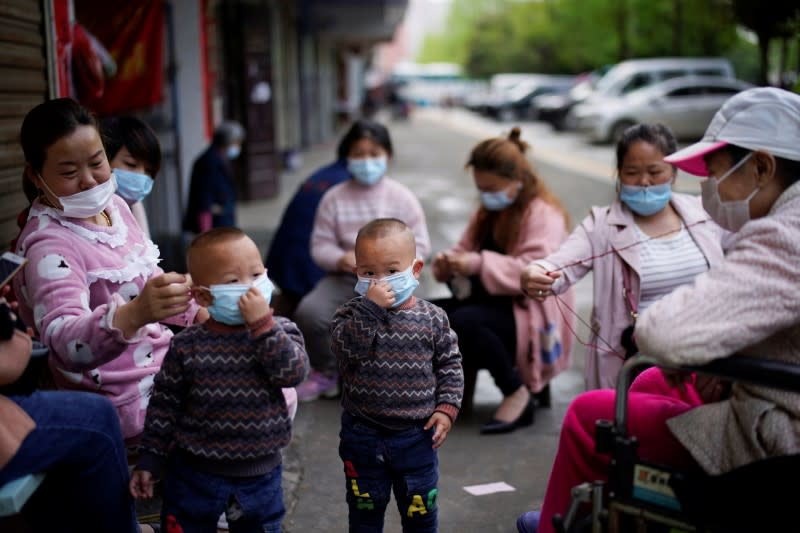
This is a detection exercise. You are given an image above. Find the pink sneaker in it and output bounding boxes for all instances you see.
[296,370,340,402]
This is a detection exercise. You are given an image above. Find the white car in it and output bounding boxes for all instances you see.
[572,76,754,143]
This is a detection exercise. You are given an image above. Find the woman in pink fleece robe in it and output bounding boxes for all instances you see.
[12,98,203,442]
[431,127,574,435]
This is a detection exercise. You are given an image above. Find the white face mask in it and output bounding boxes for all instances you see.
[701,152,756,232]
[39,172,118,219]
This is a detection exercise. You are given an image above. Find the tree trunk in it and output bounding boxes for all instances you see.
[779,36,789,88]
[758,33,770,86]
[672,0,683,55]
[616,0,630,59]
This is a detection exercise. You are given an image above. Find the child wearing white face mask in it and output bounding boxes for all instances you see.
[130,227,308,532]
[331,218,463,532]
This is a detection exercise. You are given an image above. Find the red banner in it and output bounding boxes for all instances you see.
[74,0,164,114]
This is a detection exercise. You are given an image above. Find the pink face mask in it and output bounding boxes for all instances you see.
[701,153,756,232]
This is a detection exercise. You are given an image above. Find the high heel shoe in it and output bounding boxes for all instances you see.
[479,395,535,435]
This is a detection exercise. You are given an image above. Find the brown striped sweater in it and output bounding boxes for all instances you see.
[331,296,463,429]
[136,315,309,477]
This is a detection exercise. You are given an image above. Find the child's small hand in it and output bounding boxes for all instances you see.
[129,470,155,499]
[424,412,452,449]
[366,280,395,308]
[239,286,271,324]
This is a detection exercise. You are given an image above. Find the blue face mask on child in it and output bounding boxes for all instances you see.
[619,182,672,216]
[202,274,273,325]
[113,168,154,205]
[354,263,419,308]
[348,157,387,186]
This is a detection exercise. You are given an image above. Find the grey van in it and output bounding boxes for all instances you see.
[563,57,735,128]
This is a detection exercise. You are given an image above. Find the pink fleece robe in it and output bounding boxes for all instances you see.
[13,195,199,440]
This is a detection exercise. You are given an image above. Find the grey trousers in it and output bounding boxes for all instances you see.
[293,273,357,376]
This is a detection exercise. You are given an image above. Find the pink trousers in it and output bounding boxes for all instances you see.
[536,368,704,533]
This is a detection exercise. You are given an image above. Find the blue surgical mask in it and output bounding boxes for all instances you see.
[480,182,521,211]
[619,182,672,216]
[348,157,387,186]
[227,145,241,160]
[202,274,273,325]
[113,168,154,205]
[354,263,419,308]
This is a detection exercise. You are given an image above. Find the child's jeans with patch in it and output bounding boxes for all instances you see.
[339,411,439,533]
[160,453,285,533]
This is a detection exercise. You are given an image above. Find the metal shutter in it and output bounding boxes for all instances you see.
[0,0,48,252]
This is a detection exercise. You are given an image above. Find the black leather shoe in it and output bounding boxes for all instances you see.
[479,396,535,435]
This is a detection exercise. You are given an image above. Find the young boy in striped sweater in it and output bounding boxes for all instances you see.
[331,218,463,532]
[130,228,309,533]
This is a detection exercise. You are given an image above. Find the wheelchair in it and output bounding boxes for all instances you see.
[554,354,800,533]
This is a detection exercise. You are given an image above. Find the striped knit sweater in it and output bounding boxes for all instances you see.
[331,296,463,427]
[136,315,309,477]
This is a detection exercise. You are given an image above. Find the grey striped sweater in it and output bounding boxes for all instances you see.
[136,315,309,477]
[331,296,463,428]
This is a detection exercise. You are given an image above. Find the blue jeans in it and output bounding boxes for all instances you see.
[0,391,138,533]
[339,412,439,533]
[160,453,285,533]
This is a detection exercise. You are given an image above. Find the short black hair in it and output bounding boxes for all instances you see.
[186,227,248,274]
[337,119,393,160]
[616,123,677,172]
[100,116,162,178]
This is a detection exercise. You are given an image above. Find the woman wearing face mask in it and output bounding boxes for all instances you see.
[100,116,162,238]
[294,119,431,402]
[515,86,800,533]
[430,128,573,434]
[520,123,727,391]
[183,120,245,234]
[12,98,204,443]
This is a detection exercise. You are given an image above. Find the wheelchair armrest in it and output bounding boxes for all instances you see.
[613,354,800,436]
[682,356,800,394]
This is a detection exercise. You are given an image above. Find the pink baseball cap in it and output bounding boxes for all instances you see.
[664,87,800,176]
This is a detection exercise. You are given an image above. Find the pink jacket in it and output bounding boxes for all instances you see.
[536,193,726,390]
[434,198,575,393]
[13,195,199,440]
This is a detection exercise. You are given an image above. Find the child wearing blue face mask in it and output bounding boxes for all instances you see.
[100,115,162,238]
[293,120,432,403]
[130,227,309,533]
[331,218,463,533]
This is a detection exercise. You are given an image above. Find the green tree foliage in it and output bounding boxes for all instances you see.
[729,0,800,84]
[418,0,754,78]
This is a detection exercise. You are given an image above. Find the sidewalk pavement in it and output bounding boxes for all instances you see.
[236,109,612,532]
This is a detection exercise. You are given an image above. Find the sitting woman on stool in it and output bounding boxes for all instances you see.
[431,127,574,434]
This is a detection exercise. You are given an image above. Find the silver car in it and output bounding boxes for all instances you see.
[572,76,754,143]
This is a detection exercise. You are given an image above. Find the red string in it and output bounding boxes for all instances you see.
[542,220,705,361]
[552,292,625,361]
[550,219,704,273]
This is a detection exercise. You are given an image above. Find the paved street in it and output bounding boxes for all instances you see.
[238,108,619,532]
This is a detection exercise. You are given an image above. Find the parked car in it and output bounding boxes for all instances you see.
[542,58,735,132]
[484,75,575,122]
[533,67,611,130]
[464,73,543,114]
[571,76,753,143]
